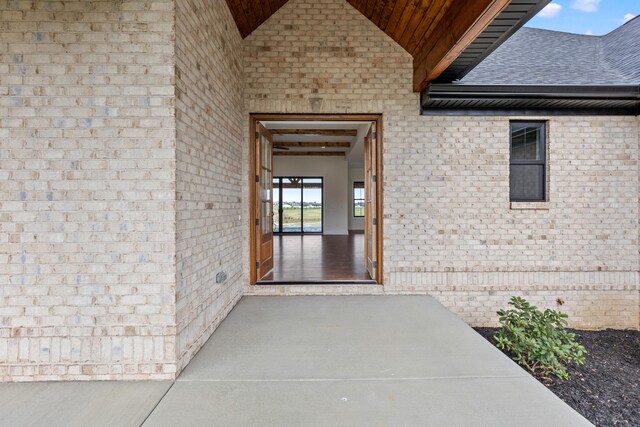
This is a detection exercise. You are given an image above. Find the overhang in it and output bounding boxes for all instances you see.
[434,0,550,83]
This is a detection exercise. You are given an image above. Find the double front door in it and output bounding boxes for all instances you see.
[255,122,274,278]
[363,124,378,281]
[252,118,380,283]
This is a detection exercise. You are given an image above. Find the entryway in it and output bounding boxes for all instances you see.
[250,114,383,285]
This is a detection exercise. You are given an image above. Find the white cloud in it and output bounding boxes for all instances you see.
[584,29,594,35]
[571,0,601,13]
[538,3,562,18]
[622,13,636,23]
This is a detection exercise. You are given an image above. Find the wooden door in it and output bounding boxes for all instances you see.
[364,123,378,281]
[255,122,274,278]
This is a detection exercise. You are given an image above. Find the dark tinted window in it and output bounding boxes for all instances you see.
[510,122,546,201]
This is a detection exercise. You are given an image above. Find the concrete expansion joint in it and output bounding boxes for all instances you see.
[176,374,530,383]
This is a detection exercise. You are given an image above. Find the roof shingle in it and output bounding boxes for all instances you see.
[457,16,640,86]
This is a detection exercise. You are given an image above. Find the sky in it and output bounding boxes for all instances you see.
[525,0,639,35]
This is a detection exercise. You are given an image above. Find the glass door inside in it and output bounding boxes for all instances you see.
[272,177,281,232]
[282,177,302,232]
[302,178,322,233]
[273,177,323,234]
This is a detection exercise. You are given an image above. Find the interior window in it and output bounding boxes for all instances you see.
[353,181,364,217]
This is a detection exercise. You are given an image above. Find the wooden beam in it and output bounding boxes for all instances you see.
[269,129,358,136]
[412,0,510,92]
[273,151,345,156]
[273,141,351,148]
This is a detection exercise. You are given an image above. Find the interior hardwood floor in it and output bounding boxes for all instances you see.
[260,233,372,282]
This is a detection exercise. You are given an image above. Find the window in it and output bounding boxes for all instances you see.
[510,122,546,201]
[272,177,323,233]
[353,181,364,217]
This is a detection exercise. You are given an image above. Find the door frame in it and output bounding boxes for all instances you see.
[249,113,384,285]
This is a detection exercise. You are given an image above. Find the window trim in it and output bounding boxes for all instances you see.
[353,181,365,218]
[509,121,547,202]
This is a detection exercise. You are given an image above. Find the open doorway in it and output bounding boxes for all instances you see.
[250,114,383,285]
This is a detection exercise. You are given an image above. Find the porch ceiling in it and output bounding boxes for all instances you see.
[225,0,521,92]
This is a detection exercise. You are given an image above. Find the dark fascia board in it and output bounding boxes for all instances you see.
[425,84,640,100]
[421,107,639,116]
[421,84,640,115]
[435,0,552,83]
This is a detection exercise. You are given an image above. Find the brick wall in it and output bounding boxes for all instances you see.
[384,116,639,328]
[1,0,637,383]
[174,0,244,372]
[243,0,639,329]
[0,0,178,380]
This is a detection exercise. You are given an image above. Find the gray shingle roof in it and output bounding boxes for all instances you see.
[457,16,640,86]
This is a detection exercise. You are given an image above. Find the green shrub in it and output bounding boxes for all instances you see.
[495,296,586,380]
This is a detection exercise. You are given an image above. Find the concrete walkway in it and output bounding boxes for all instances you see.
[0,380,171,427]
[147,296,590,426]
[0,296,592,426]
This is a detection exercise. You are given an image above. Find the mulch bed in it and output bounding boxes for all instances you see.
[474,327,640,427]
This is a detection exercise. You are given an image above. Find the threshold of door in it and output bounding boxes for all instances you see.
[255,280,378,286]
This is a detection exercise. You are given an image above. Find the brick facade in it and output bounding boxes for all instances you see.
[174,0,244,372]
[1,0,178,381]
[242,0,640,329]
[1,0,638,382]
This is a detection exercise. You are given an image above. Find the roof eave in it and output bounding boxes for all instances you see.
[421,84,640,116]
[435,0,552,83]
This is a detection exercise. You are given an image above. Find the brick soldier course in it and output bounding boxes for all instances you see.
[1,0,638,382]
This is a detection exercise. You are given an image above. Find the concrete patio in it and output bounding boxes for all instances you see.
[0,296,591,426]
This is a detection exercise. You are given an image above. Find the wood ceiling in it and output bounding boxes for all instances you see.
[225,0,290,38]
[225,0,510,92]
[270,127,358,156]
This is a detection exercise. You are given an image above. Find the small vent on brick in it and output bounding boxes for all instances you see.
[216,271,227,284]
[205,202,214,210]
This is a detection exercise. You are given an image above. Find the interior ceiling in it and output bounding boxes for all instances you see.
[262,121,369,165]
[226,0,514,91]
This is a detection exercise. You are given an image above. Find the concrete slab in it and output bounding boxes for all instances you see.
[146,296,591,426]
[0,296,590,426]
[178,296,525,381]
[0,381,172,427]
[143,377,591,427]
